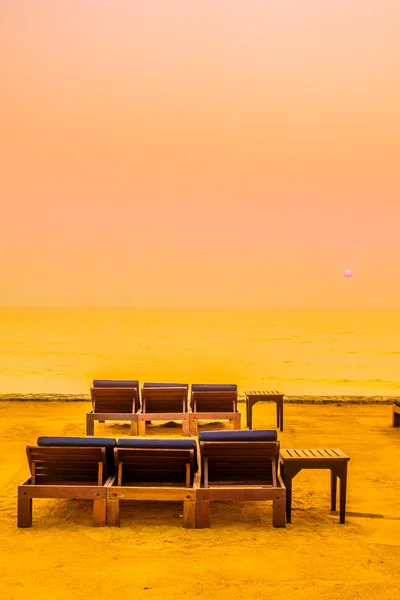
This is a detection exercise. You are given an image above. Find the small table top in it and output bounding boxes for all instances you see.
[245,390,284,397]
[281,448,349,461]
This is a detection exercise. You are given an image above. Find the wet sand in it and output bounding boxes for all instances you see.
[0,401,399,600]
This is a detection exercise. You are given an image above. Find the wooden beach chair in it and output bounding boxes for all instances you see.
[18,437,116,528]
[189,384,241,435]
[196,430,285,528]
[107,438,199,528]
[393,399,400,427]
[87,380,140,436]
[138,383,190,436]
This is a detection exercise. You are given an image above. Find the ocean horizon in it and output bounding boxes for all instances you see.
[1,307,399,396]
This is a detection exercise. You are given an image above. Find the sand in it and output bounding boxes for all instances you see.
[0,401,399,600]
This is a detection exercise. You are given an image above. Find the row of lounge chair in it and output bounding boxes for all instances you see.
[18,430,286,529]
[87,380,241,436]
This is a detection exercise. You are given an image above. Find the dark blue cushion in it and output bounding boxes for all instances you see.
[117,438,198,471]
[192,384,237,392]
[394,399,400,408]
[198,430,277,442]
[143,382,188,388]
[37,437,117,474]
[93,380,139,388]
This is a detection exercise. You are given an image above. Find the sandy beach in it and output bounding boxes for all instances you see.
[1,400,399,600]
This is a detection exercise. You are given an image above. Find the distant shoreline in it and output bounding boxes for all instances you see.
[0,393,396,404]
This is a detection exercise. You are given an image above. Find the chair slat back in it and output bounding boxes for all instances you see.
[91,387,139,413]
[200,441,279,486]
[26,446,107,485]
[191,390,237,412]
[141,387,188,413]
[115,448,194,486]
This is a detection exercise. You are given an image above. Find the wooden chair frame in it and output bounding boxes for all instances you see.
[87,387,139,436]
[18,446,115,527]
[189,390,241,436]
[196,440,285,528]
[138,387,190,436]
[107,447,199,528]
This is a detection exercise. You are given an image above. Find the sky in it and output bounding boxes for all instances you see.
[1,1,399,308]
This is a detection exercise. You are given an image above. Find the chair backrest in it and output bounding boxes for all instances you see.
[27,445,108,486]
[141,384,189,413]
[115,438,197,486]
[199,431,279,486]
[191,384,238,412]
[90,387,139,413]
[37,436,117,474]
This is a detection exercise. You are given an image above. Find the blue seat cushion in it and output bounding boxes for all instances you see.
[192,384,237,392]
[93,380,139,388]
[394,399,400,408]
[143,382,188,388]
[37,436,117,474]
[117,438,198,471]
[198,430,277,442]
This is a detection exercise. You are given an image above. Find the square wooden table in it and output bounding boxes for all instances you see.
[279,448,350,524]
[245,391,284,431]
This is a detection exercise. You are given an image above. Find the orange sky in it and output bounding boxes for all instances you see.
[1,1,399,308]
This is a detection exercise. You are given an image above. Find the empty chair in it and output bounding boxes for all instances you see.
[197,430,285,528]
[190,384,241,435]
[87,380,140,436]
[107,438,199,528]
[18,436,116,527]
[139,383,190,436]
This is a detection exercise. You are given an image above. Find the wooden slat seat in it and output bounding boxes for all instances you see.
[197,430,285,528]
[107,439,199,528]
[18,438,116,528]
[86,380,140,436]
[189,384,241,435]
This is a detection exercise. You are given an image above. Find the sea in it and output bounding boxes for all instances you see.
[0,308,399,397]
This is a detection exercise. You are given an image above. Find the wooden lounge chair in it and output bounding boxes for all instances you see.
[393,399,400,427]
[107,438,199,528]
[197,430,285,528]
[18,437,116,527]
[87,380,140,436]
[189,384,241,435]
[138,383,190,436]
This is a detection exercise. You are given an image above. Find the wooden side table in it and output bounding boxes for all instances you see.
[245,391,284,431]
[280,448,350,524]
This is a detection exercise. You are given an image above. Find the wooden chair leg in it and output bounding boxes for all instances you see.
[272,496,286,528]
[86,414,94,436]
[107,498,120,526]
[138,420,147,436]
[331,470,337,511]
[130,419,138,436]
[183,499,197,528]
[93,499,107,526]
[182,416,190,437]
[18,497,32,528]
[339,467,348,524]
[189,418,198,437]
[196,500,210,528]
[233,414,241,430]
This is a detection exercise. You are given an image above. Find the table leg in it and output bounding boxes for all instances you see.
[279,400,283,432]
[285,474,292,523]
[330,470,337,511]
[247,399,253,430]
[276,401,280,428]
[339,465,348,524]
